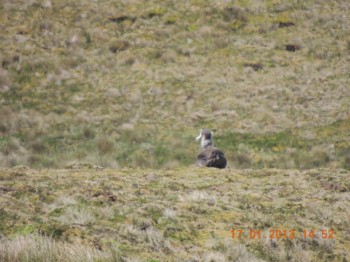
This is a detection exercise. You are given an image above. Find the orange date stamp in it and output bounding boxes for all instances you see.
[231,229,334,239]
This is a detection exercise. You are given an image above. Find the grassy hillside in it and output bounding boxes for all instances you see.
[0,167,349,261]
[1,2,350,261]
[0,0,349,169]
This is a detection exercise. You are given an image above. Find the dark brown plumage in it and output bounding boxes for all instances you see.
[196,146,227,169]
[195,129,227,169]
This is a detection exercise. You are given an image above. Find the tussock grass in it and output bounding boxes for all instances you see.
[0,2,349,260]
[0,234,119,262]
[58,207,96,226]
[0,0,349,169]
[0,167,349,261]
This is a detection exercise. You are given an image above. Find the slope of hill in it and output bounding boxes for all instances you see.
[1,1,350,261]
[1,0,350,169]
[0,167,349,261]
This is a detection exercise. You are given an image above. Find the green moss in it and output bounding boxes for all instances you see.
[39,223,69,239]
[227,20,246,31]
[144,207,163,223]
[165,15,177,24]
[49,208,65,217]
[110,210,126,223]
[186,24,198,32]
[148,7,166,17]
[153,144,169,166]
[0,209,9,231]
[17,224,36,235]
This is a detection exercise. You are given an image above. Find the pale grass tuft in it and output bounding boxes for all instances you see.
[145,227,173,252]
[146,227,163,249]
[262,237,315,262]
[290,240,312,262]
[119,223,167,250]
[120,224,147,243]
[312,231,336,252]
[0,68,11,93]
[204,252,226,262]
[0,137,29,167]
[124,225,141,236]
[56,195,77,205]
[224,241,262,262]
[0,234,116,262]
[59,207,96,225]
[181,190,217,205]
[163,208,177,220]
[95,206,115,220]
[206,238,262,262]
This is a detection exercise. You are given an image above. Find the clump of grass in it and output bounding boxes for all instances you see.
[162,208,177,220]
[96,137,115,155]
[82,127,95,140]
[0,68,12,93]
[58,207,96,225]
[0,0,349,170]
[116,50,136,66]
[0,234,119,262]
[144,7,166,19]
[343,154,350,169]
[222,6,248,30]
[0,167,349,260]
[109,39,130,53]
[30,139,48,153]
[182,190,216,205]
[146,227,164,250]
[237,153,252,167]
[203,252,226,262]
[205,238,261,262]
[0,137,29,167]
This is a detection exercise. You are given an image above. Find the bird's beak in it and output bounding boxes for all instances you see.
[196,133,202,141]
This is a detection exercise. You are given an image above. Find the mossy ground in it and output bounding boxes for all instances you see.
[0,0,349,169]
[1,167,349,261]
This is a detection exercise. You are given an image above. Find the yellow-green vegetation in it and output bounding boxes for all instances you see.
[1,1,350,260]
[0,0,349,169]
[0,167,349,261]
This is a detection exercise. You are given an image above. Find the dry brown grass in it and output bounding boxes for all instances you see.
[0,234,119,262]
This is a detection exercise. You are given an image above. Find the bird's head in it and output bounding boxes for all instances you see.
[196,128,213,148]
